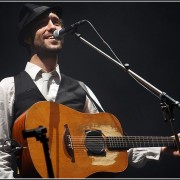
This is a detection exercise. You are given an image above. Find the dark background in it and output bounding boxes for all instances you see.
[0,1,180,178]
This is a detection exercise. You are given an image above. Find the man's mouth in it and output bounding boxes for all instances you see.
[45,35,56,40]
[48,36,55,39]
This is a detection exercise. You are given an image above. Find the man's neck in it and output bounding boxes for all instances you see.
[30,53,58,72]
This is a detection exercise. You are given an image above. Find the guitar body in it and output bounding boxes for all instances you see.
[12,101,128,178]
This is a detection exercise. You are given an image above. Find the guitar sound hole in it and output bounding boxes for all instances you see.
[85,130,106,156]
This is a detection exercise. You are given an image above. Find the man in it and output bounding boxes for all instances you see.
[0,3,179,178]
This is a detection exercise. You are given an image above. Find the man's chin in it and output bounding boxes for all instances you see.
[36,46,62,56]
[45,45,62,52]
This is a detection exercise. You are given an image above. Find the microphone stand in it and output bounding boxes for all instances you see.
[74,32,180,152]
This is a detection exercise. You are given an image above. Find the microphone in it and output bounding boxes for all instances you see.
[53,20,86,39]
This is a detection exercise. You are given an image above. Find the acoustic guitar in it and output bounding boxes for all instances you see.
[12,101,176,178]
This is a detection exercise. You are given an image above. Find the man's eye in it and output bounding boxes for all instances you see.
[35,21,48,28]
[53,20,61,26]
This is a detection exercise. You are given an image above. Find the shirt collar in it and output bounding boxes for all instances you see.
[25,62,61,81]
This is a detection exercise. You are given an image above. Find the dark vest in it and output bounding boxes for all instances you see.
[13,71,86,122]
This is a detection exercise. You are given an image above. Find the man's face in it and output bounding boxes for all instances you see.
[30,12,63,53]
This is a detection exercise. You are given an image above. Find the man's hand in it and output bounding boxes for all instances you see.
[161,133,180,157]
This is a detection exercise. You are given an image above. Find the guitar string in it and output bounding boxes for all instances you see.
[70,136,174,141]
[63,136,175,150]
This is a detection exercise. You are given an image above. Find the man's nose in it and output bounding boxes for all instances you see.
[47,20,56,30]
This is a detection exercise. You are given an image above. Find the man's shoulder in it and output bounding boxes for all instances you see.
[0,71,24,85]
[61,73,81,84]
[0,76,14,89]
[1,76,14,83]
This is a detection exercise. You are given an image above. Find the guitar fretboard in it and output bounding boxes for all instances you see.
[106,136,175,150]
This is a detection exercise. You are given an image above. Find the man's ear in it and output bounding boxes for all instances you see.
[23,33,32,45]
[24,35,32,45]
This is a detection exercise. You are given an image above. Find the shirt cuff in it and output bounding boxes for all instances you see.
[127,147,161,168]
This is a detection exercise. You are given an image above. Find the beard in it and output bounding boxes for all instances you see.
[33,38,64,58]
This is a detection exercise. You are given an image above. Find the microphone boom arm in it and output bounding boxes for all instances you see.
[74,32,180,152]
[74,33,180,107]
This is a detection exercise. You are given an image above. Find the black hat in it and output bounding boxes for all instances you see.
[18,3,63,46]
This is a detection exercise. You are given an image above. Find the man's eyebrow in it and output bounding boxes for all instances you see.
[50,15,63,24]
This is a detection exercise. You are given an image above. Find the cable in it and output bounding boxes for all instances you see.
[83,20,125,67]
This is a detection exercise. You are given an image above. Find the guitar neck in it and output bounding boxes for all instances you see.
[106,136,176,150]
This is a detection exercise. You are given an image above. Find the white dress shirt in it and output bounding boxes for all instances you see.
[0,62,161,178]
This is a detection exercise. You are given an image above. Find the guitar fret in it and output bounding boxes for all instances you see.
[106,136,175,150]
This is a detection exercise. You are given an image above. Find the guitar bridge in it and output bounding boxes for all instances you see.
[64,124,75,162]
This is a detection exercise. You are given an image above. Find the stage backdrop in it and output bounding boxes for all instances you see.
[0,2,180,178]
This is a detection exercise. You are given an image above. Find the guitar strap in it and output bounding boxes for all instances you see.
[78,81,105,112]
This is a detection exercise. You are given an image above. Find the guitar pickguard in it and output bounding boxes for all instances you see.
[85,124,121,166]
